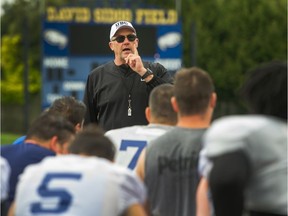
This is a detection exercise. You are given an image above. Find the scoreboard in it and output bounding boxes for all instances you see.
[42,6,182,108]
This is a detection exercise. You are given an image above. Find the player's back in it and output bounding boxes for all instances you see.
[14,155,146,216]
[105,124,174,170]
[145,127,206,216]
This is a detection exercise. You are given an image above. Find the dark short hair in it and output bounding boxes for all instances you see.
[240,60,287,120]
[26,112,76,145]
[174,67,215,116]
[48,96,86,126]
[68,124,116,161]
[149,84,177,125]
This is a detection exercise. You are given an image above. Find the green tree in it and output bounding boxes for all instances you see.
[1,0,42,105]
[1,35,24,103]
[1,34,40,104]
[193,0,287,100]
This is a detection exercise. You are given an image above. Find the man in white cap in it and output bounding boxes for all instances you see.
[83,20,173,131]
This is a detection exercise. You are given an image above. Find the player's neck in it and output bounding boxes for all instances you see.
[24,137,50,149]
[177,115,211,129]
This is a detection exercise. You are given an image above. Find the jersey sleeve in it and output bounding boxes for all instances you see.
[204,119,246,157]
[202,116,254,179]
[203,116,278,160]
[209,151,250,216]
[198,148,213,178]
[118,171,146,213]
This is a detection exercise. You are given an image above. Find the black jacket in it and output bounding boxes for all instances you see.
[83,61,173,131]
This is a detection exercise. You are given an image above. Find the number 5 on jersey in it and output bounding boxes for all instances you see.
[31,173,82,214]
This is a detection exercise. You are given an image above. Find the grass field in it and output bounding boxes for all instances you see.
[1,133,22,145]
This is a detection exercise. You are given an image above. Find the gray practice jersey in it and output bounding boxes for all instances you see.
[145,127,206,216]
[202,115,287,215]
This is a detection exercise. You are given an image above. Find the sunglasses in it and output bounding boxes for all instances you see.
[112,34,137,43]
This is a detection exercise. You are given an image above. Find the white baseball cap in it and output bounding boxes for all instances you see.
[109,21,136,40]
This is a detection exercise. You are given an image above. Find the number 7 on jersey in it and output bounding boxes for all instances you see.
[120,140,147,170]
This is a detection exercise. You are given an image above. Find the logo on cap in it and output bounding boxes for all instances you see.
[110,20,136,40]
[115,21,129,29]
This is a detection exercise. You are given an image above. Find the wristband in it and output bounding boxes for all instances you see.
[141,68,153,79]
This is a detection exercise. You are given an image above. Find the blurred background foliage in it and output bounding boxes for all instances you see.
[1,0,287,129]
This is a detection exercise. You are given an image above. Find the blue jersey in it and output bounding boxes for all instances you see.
[1,143,55,207]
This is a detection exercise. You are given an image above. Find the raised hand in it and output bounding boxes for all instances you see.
[125,44,146,75]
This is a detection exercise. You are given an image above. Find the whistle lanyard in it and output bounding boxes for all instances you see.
[120,71,135,117]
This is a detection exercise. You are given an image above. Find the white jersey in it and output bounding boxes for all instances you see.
[202,115,287,215]
[1,156,10,201]
[14,155,146,216]
[105,124,174,170]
